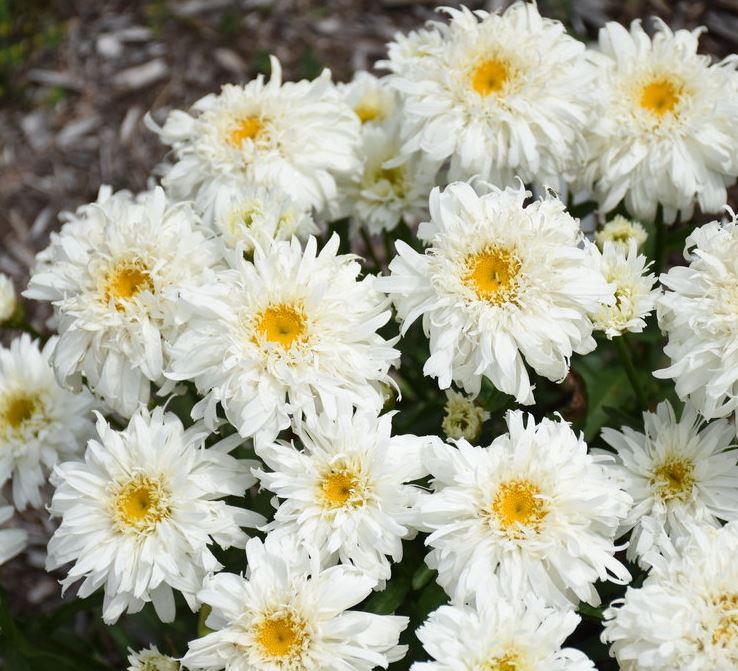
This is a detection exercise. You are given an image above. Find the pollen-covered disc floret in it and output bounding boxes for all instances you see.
[46,407,264,624]
[0,497,26,566]
[414,592,594,671]
[601,401,738,565]
[147,56,361,220]
[418,410,631,608]
[181,535,408,671]
[378,180,613,404]
[0,335,95,510]
[167,235,398,445]
[24,186,220,417]
[590,240,659,339]
[603,522,738,670]
[255,407,431,584]
[655,214,738,419]
[583,20,738,222]
[383,3,591,187]
[128,645,180,671]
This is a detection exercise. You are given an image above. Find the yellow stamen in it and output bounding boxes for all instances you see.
[463,246,521,304]
[471,58,510,96]
[491,479,547,536]
[652,458,695,503]
[2,394,38,430]
[640,79,681,116]
[321,469,363,509]
[254,304,307,350]
[229,116,262,146]
[355,100,383,124]
[255,614,305,659]
[103,260,153,310]
[112,474,171,535]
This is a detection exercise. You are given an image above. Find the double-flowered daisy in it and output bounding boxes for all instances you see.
[603,522,738,670]
[601,400,738,565]
[255,406,430,585]
[148,56,361,220]
[0,335,95,510]
[414,592,594,671]
[378,180,613,404]
[340,71,397,128]
[590,240,659,339]
[655,214,738,419]
[584,20,738,222]
[128,646,180,671]
[594,215,648,252]
[0,497,26,566]
[418,410,631,608]
[24,186,220,418]
[46,407,264,624]
[167,235,398,445]
[384,3,591,187]
[181,535,408,671]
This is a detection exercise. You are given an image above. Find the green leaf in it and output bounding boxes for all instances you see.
[575,358,633,442]
[363,579,410,615]
[411,564,436,591]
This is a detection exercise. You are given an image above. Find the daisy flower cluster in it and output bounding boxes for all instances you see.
[3,3,738,670]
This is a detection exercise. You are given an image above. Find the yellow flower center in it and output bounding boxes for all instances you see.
[112,474,171,535]
[229,116,262,146]
[254,304,308,350]
[652,457,695,503]
[471,58,510,96]
[491,479,547,536]
[354,100,383,124]
[483,652,522,671]
[711,594,738,648]
[463,246,521,304]
[255,613,306,659]
[320,467,364,509]
[104,260,153,309]
[373,165,406,197]
[1,393,39,431]
[640,78,681,117]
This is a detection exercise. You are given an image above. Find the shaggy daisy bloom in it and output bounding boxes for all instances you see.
[46,407,264,624]
[0,335,96,510]
[255,406,430,585]
[418,410,631,608]
[340,71,397,127]
[167,235,398,445]
[590,240,659,338]
[210,183,318,252]
[595,215,648,252]
[602,522,738,670]
[24,186,220,417]
[181,535,408,671]
[128,646,180,671]
[384,3,591,186]
[601,400,738,565]
[0,497,26,565]
[148,56,361,220]
[378,180,613,404]
[655,214,738,419]
[0,273,16,323]
[441,390,489,443]
[414,593,594,671]
[584,20,738,222]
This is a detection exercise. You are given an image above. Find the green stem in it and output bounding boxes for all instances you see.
[383,229,395,267]
[615,336,647,408]
[653,205,666,278]
[359,228,382,271]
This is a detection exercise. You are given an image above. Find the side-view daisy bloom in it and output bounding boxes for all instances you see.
[24,186,220,417]
[0,335,96,510]
[255,406,431,585]
[128,645,180,671]
[167,235,398,445]
[418,410,631,608]
[46,407,264,624]
[378,180,613,404]
[181,535,408,671]
[601,400,738,565]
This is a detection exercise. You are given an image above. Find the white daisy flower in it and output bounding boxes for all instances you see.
[590,240,659,339]
[655,214,738,419]
[340,71,397,127]
[418,410,631,608]
[181,535,408,671]
[381,23,445,75]
[0,273,16,323]
[0,334,96,510]
[46,407,264,624]
[384,3,591,187]
[254,406,430,585]
[128,645,180,671]
[24,186,220,418]
[167,235,398,445]
[0,498,26,566]
[441,390,489,443]
[601,400,738,565]
[210,183,318,252]
[147,56,361,220]
[414,594,594,671]
[377,180,613,405]
[594,215,648,252]
[584,19,738,222]
[602,522,738,670]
